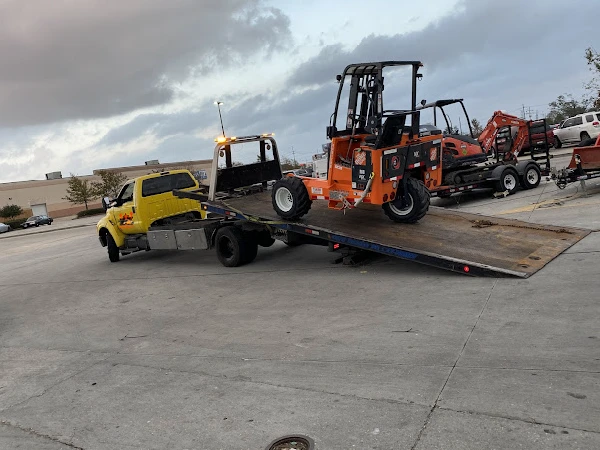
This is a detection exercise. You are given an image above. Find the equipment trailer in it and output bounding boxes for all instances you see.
[174,134,588,278]
[416,102,553,199]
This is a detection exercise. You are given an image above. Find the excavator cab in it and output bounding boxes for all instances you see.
[271,61,443,224]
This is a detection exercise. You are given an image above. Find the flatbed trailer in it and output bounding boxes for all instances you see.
[175,189,589,278]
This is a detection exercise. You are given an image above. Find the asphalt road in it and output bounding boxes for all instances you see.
[0,174,599,449]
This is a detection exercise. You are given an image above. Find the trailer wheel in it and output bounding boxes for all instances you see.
[215,226,255,267]
[106,233,120,263]
[382,178,430,223]
[272,177,312,220]
[519,164,541,190]
[495,167,519,194]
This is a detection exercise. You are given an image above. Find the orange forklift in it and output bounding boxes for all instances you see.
[271,61,443,223]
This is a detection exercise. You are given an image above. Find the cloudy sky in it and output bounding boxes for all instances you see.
[0,0,596,182]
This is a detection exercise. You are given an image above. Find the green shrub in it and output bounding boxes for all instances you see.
[76,208,105,218]
[4,218,26,229]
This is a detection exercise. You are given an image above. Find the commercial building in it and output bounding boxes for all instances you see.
[0,160,211,219]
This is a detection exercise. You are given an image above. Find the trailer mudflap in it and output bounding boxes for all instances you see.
[193,191,589,278]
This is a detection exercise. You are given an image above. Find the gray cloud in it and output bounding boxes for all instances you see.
[0,0,291,127]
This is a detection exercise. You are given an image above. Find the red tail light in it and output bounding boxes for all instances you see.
[593,121,599,126]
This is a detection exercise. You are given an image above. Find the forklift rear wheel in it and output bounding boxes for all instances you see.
[495,167,519,194]
[215,226,256,267]
[106,233,120,263]
[272,177,312,220]
[519,165,541,190]
[382,178,430,223]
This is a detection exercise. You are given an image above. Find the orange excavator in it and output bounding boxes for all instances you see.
[478,111,531,159]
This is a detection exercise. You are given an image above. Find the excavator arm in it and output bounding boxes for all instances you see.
[478,111,529,159]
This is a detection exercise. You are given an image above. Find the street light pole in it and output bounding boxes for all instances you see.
[214,101,225,137]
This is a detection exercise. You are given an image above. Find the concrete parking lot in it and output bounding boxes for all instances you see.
[0,166,599,449]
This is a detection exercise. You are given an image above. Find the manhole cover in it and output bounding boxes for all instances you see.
[266,434,315,450]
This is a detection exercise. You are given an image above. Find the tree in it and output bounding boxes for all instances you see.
[0,204,23,220]
[91,170,127,198]
[471,118,483,137]
[546,94,589,124]
[64,174,97,210]
[280,157,301,171]
[584,47,600,110]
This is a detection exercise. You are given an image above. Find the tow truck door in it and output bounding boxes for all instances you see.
[112,181,144,234]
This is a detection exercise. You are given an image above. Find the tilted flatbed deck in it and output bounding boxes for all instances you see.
[176,189,589,278]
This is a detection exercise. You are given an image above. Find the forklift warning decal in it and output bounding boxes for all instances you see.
[118,212,134,226]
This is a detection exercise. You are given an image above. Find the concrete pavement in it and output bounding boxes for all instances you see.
[0,179,599,449]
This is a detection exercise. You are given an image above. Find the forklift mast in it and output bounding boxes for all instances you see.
[327,61,423,139]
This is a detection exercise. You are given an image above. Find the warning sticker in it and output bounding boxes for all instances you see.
[311,187,323,195]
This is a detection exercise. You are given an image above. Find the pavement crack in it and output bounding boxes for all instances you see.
[0,356,110,413]
[0,421,85,449]
[111,360,431,410]
[410,279,498,450]
[437,406,600,434]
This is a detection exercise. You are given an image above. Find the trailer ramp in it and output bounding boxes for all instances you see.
[181,190,589,277]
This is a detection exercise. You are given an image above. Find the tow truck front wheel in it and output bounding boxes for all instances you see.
[106,233,120,263]
[383,178,430,224]
[272,177,312,220]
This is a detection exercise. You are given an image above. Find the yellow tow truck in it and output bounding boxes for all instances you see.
[97,170,207,262]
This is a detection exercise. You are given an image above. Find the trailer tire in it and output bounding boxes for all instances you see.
[215,226,254,267]
[272,177,312,220]
[519,164,541,190]
[495,167,519,194]
[107,233,120,263]
[383,178,430,223]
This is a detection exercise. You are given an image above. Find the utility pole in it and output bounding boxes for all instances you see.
[291,146,297,167]
[522,104,526,119]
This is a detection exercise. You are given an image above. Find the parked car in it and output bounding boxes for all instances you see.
[22,215,53,228]
[553,112,600,148]
[521,121,555,154]
[0,222,12,233]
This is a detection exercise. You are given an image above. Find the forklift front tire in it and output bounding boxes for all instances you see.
[383,178,430,224]
[272,177,312,220]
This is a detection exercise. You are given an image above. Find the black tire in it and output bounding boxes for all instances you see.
[495,167,519,194]
[256,230,275,248]
[382,178,430,223]
[580,132,590,142]
[106,233,120,262]
[215,226,256,267]
[272,177,312,220]
[554,136,562,148]
[519,164,541,190]
[577,137,596,147]
[35,223,39,227]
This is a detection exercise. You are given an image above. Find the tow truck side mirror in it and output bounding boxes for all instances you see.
[102,197,112,211]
